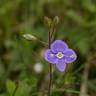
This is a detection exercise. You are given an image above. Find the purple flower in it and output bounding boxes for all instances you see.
[44,40,77,72]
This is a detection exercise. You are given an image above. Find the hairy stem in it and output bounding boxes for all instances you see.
[48,29,53,96]
[50,27,56,42]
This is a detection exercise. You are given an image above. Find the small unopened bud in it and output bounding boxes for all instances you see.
[53,16,59,26]
[23,34,37,41]
[44,16,52,28]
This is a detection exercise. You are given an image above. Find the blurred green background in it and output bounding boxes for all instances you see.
[0,0,96,96]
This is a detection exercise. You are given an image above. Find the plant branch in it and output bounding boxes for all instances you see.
[48,28,52,96]
[50,27,56,42]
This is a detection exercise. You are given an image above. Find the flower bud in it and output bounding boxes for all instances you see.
[44,16,52,28]
[53,16,59,26]
[23,34,37,41]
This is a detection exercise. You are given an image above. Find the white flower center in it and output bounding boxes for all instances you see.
[56,52,64,59]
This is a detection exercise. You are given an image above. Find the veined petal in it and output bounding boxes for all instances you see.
[44,49,58,64]
[51,40,68,53]
[64,49,77,63]
[56,59,66,72]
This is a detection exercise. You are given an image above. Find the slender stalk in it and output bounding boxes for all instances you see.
[48,28,52,96]
[50,27,56,42]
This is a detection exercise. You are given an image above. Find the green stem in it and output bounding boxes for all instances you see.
[48,26,56,96]
[50,27,56,42]
[48,28,52,96]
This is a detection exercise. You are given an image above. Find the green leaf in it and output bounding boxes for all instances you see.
[6,80,16,96]
[66,10,86,25]
[0,94,6,96]
[15,81,31,96]
[82,0,96,13]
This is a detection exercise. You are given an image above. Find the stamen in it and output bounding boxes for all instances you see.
[56,52,64,59]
